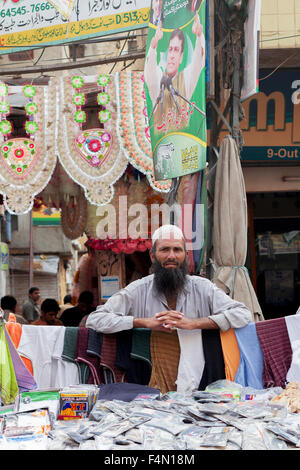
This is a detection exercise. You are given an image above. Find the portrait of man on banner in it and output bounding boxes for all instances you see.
[144,0,207,181]
[145,13,205,134]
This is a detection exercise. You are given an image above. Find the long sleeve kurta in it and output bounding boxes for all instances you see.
[86,274,252,334]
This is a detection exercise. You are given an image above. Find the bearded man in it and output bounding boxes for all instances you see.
[87,224,251,333]
[86,224,252,392]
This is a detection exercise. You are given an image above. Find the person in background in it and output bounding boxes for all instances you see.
[57,294,73,319]
[22,287,41,324]
[32,298,63,326]
[1,295,28,324]
[60,290,94,327]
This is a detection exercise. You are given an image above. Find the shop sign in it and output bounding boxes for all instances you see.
[32,203,61,226]
[144,0,207,180]
[239,69,300,162]
[0,0,150,54]
[0,242,9,271]
[10,255,59,274]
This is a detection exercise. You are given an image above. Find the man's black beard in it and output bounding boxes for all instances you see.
[153,256,188,296]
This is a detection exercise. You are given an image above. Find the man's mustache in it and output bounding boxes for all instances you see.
[163,260,179,266]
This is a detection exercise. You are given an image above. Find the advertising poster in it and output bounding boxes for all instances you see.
[144,0,207,181]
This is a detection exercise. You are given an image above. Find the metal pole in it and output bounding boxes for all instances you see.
[29,210,33,288]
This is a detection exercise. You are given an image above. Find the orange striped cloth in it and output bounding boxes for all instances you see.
[5,316,34,376]
[148,330,180,394]
[220,329,240,381]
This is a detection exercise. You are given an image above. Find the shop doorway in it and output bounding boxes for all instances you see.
[247,192,300,320]
[125,251,152,285]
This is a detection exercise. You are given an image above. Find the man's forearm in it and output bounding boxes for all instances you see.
[133,317,150,328]
[189,317,219,330]
[86,310,133,333]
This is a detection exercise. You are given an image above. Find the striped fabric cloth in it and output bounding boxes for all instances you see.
[75,327,102,385]
[148,330,181,394]
[256,317,293,388]
[100,334,126,383]
[87,329,103,358]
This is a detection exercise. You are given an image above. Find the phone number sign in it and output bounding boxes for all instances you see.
[0,0,150,54]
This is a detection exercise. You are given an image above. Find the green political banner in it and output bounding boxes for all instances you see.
[144,0,207,181]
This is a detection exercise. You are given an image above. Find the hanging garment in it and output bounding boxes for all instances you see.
[148,330,181,394]
[51,326,80,388]
[17,326,66,389]
[285,315,300,383]
[177,329,205,394]
[100,334,126,383]
[115,330,151,385]
[220,329,240,381]
[4,327,37,392]
[131,328,152,369]
[87,329,103,358]
[234,323,264,389]
[0,324,19,405]
[62,326,89,384]
[198,329,226,390]
[5,320,33,375]
[75,328,102,385]
[256,317,293,389]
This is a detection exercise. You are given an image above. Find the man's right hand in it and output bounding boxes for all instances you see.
[192,12,203,37]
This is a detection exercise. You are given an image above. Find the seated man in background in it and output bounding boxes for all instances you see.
[58,294,73,319]
[32,298,63,326]
[60,290,94,327]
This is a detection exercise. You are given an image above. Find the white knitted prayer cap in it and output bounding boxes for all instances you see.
[151,224,184,243]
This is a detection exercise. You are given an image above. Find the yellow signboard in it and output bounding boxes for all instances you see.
[0,0,150,54]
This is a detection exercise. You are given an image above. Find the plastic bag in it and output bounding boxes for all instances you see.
[141,426,185,450]
[241,422,268,450]
[143,412,192,436]
[205,380,243,401]
[198,427,229,449]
